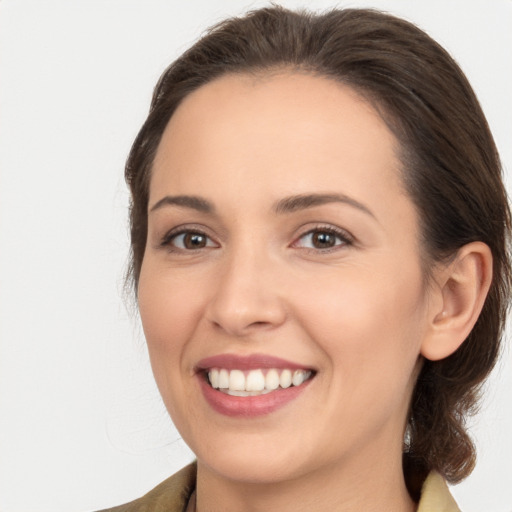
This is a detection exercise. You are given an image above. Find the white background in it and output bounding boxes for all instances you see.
[1,1,511,511]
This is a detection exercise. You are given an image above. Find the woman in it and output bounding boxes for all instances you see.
[101,6,511,511]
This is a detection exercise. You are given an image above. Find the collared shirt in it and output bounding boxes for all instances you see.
[98,463,461,512]
[417,472,461,512]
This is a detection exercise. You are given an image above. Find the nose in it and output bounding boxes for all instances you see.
[205,246,287,337]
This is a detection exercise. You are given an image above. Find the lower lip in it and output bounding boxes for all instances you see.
[198,374,312,417]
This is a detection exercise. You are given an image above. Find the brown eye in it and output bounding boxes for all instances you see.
[294,228,352,251]
[183,233,207,249]
[170,231,216,250]
[311,231,337,249]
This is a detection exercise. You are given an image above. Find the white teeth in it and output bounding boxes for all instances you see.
[219,369,229,389]
[209,368,219,388]
[246,369,265,391]
[292,370,308,386]
[280,369,292,388]
[226,389,273,396]
[229,369,245,391]
[265,369,280,390]
[207,367,313,394]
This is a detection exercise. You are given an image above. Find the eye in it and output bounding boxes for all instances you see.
[163,230,217,250]
[294,227,352,251]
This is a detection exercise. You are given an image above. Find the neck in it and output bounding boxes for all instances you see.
[195,446,416,512]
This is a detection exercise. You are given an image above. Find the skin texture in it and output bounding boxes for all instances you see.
[137,73,492,512]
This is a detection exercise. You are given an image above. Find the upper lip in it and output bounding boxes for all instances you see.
[196,353,314,372]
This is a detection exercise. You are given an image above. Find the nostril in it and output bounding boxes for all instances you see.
[250,321,271,328]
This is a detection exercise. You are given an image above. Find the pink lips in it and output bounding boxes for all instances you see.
[196,353,310,372]
[196,353,314,417]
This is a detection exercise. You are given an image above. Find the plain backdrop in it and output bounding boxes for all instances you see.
[1,1,511,511]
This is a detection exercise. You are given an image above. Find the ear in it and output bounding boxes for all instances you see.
[421,242,493,361]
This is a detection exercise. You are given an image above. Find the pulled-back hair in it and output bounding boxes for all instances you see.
[125,6,511,497]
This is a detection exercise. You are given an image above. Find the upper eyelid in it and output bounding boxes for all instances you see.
[157,222,355,247]
[160,225,217,246]
[172,232,217,249]
[291,228,354,255]
[294,224,354,242]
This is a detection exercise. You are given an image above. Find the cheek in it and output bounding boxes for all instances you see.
[137,262,210,408]
[296,261,426,385]
[138,264,203,350]
[137,263,209,428]
[302,267,426,444]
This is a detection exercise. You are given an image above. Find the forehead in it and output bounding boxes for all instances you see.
[151,72,406,210]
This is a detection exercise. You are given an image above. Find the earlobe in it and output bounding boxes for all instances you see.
[421,242,493,361]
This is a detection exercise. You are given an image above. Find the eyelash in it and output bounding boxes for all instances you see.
[293,225,354,252]
[160,227,217,252]
[160,225,354,253]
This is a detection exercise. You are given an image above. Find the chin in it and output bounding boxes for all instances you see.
[202,452,305,484]
[191,431,311,484]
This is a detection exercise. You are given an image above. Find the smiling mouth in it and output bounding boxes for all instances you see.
[206,368,314,396]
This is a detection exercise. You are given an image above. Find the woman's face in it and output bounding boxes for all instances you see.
[138,73,436,483]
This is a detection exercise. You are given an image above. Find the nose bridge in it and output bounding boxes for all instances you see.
[206,236,286,335]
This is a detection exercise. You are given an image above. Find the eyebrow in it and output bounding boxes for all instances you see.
[149,195,215,213]
[149,192,376,219]
[273,193,376,219]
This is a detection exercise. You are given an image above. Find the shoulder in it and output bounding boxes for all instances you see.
[417,472,461,512]
[96,463,196,512]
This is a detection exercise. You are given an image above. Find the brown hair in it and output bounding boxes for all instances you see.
[125,5,511,496]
